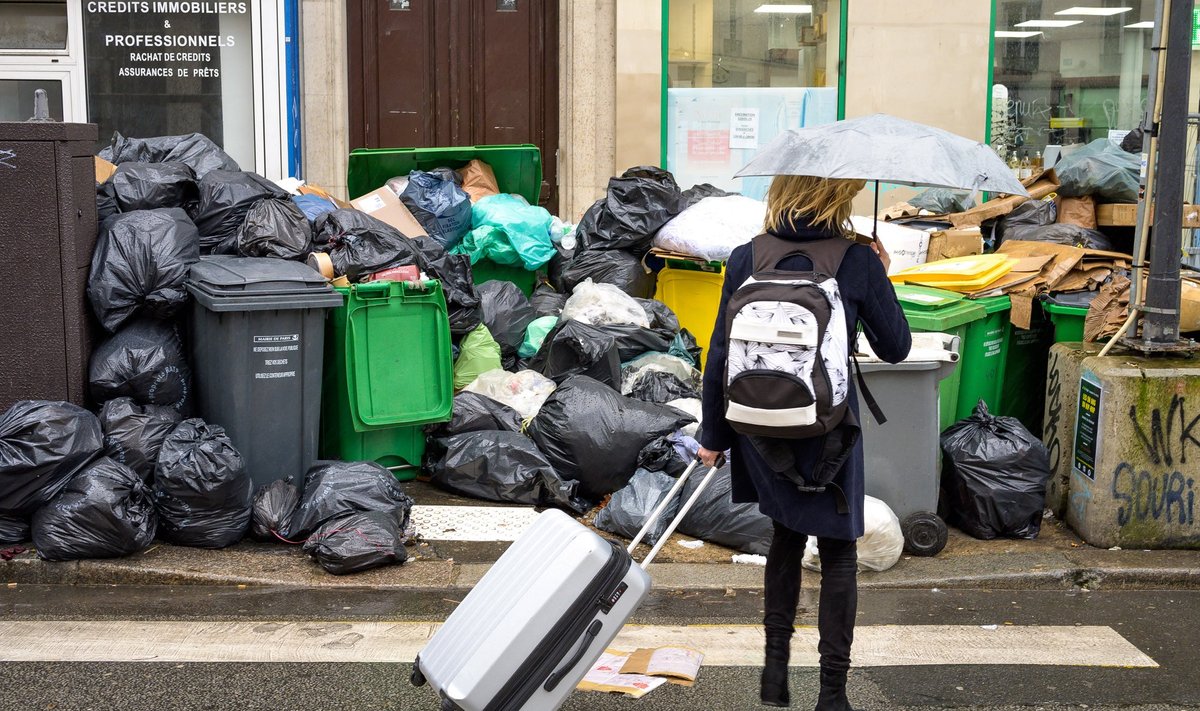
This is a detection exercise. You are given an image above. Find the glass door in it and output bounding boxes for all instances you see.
[0,0,87,121]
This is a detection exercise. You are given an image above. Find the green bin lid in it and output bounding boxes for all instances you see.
[187,256,343,312]
[347,144,542,205]
[895,284,987,331]
[966,294,1013,314]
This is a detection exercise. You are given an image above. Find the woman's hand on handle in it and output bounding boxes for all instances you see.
[871,237,892,273]
[697,447,723,468]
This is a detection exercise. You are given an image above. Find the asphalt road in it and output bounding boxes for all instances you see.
[0,585,1195,711]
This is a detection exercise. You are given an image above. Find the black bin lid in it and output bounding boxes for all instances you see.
[187,256,343,312]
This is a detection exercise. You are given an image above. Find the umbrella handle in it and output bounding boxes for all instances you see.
[873,180,880,242]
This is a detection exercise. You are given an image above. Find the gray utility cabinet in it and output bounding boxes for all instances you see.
[0,122,99,413]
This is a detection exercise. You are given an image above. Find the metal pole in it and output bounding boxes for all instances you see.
[1142,0,1194,345]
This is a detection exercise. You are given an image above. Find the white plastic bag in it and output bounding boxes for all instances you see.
[463,369,557,420]
[666,397,703,438]
[560,278,650,328]
[621,353,700,395]
[802,496,904,573]
[652,195,766,261]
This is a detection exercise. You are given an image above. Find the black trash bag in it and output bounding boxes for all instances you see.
[97,181,121,222]
[430,431,586,512]
[316,208,429,282]
[530,284,568,317]
[302,511,407,575]
[1120,127,1146,153]
[89,318,192,414]
[286,461,414,539]
[997,199,1057,244]
[628,370,700,404]
[671,329,704,367]
[558,248,657,298]
[0,514,29,543]
[603,324,676,362]
[0,400,104,517]
[678,464,773,554]
[478,280,536,365]
[153,419,253,548]
[529,376,694,501]
[594,468,680,545]
[940,401,1052,540]
[681,183,733,208]
[1055,139,1141,203]
[99,397,182,482]
[190,170,288,254]
[637,433,695,477]
[101,131,240,179]
[576,166,688,253]
[236,198,313,260]
[399,170,473,248]
[87,208,201,332]
[251,479,300,541]
[428,166,463,185]
[1022,224,1117,252]
[31,457,157,561]
[908,187,976,214]
[414,236,483,336]
[529,320,622,388]
[635,298,681,334]
[427,392,523,439]
[110,162,198,212]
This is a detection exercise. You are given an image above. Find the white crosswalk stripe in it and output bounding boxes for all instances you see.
[0,621,1157,668]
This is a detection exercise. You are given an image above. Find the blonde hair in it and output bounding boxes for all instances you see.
[764,175,866,236]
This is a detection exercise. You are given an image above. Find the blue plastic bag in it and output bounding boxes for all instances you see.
[400,171,473,249]
[455,194,556,270]
[291,194,337,225]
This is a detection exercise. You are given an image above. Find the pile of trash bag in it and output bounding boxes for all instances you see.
[561,279,650,327]
[593,468,679,546]
[31,457,157,561]
[250,479,300,541]
[101,131,239,179]
[1056,138,1141,203]
[453,324,503,390]
[236,198,312,260]
[316,208,428,281]
[153,418,253,548]
[803,496,904,573]
[476,280,535,370]
[89,318,193,414]
[428,430,585,512]
[638,431,700,478]
[0,514,29,544]
[676,464,773,555]
[556,248,656,298]
[519,316,559,360]
[110,162,198,212]
[286,461,414,540]
[652,195,765,262]
[576,166,689,254]
[530,284,568,318]
[1021,224,1115,252]
[461,369,557,420]
[399,170,473,248]
[997,199,1056,244]
[303,511,407,575]
[621,353,701,404]
[530,320,623,387]
[940,402,1052,540]
[190,170,289,254]
[87,208,200,332]
[427,391,523,439]
[0,400,105,518]
[529,375,694,501]
[99,397,182,481]
[455,193,556,270]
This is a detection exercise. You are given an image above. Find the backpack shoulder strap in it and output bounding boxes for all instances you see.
[751,234,856,277]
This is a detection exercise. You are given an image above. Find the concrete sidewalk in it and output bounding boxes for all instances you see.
[3,481,1199,591]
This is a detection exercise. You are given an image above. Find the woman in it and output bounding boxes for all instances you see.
[697,175,911,709]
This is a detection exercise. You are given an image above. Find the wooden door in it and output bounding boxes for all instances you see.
[348,0,559,211]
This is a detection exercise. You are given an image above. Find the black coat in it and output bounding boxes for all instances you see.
[699,219,912,540]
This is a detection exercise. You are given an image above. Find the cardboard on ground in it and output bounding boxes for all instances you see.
[619,646,705,686]
[577,649,667,698]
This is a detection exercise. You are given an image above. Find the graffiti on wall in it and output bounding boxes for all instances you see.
[1112,394,1200,532]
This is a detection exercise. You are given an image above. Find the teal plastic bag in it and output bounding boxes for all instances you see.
[453,324,503,390]
[455,194,556,270]
[519,316,559,359]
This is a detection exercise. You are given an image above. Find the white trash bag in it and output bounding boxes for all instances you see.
[803,496,904,573]
[653,195,767,262]
[463,369,557,420]
[560,279,650,328]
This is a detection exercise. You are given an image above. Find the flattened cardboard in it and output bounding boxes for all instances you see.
[350,187,428,237]
[926,228,983,262]
[947,170,1059,228]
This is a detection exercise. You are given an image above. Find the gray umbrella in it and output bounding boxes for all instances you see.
[735,113,1030,197]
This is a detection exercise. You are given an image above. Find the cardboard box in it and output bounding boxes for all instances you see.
[1095,202,1200,228]
[926,228,983,262]
[350,187,428,237]
[94,156,117,184]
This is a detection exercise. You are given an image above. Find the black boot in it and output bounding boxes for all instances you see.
[813,668,857,711]
[760,635,791,707]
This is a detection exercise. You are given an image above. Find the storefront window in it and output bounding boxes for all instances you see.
[0,77,63,120]
[666,0,842,197]
[82,1,256,167]
[991,0,1154,165]
[0,1,68,51]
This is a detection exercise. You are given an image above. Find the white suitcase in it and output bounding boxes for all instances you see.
[411,458,722,711]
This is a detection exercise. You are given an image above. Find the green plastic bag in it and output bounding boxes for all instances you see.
[454,194,556,270]
[519,316,559,359]
[453,324,503,390]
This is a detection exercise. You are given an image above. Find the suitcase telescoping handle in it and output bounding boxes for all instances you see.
[626,455,725,570]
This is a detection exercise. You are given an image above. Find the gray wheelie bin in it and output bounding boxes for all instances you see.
[856,332,960,557]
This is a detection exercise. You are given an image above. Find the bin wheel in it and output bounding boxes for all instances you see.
[902,512,948,557]
[411,659,427,687]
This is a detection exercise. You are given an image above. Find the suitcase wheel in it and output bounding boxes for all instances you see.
[410,659,427,687]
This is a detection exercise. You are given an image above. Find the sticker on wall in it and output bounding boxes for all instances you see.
[497,0,517,11]
[389,0,411,10]
[729,108,760,150]
[1073,372,1103,481]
